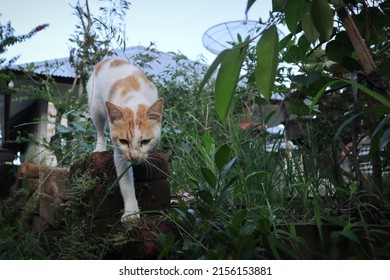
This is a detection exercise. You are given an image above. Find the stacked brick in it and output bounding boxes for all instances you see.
[9,150,175,258]
[12,163,68,231]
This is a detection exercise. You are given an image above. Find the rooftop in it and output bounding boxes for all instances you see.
[10,45,206,81]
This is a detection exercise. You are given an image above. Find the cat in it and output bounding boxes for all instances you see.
[87,58,164,221]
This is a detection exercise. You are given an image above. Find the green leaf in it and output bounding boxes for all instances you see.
[255,25,279,101]
[201,167,216,187]
[273,0,287,12]
[56,124,71,134]
[302,2,319,44]
[313,197,324,248]
[216,186,232,206]
[155,232,175,260]
[341,230,360,244]
[285,0,303,34]
[215,46,247,122]
[198,49,230,93]
[297,34,311,58]
[215,144,231,171]
[325,31,354,63]
[213,231,231,244]
[291,71,322,87]
[220,157,236,182]
[198,189,214,207]
[288,99,312,116]
[311,0,334,41]
[231,209,248,228]
[279,33,293,51]
[71,121,86,132]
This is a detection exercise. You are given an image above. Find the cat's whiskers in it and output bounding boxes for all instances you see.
[116,153,130,169]
[142,152,168,178]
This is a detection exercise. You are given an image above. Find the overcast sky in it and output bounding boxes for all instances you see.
[1,0,272,64]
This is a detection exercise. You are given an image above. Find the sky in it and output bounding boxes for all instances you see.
[1,0,272,64]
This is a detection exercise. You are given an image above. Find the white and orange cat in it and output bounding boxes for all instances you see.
[87,59,164,221]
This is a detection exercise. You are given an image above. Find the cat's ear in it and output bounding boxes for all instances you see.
[105,101,123,123]
[147,98,164,122]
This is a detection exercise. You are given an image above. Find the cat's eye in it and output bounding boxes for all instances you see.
[140,139,151,146]
[119,139,129,146]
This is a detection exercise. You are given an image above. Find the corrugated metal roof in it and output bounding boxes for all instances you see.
[11,45,206,81]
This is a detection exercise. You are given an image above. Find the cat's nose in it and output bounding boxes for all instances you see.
[130,153,139,161]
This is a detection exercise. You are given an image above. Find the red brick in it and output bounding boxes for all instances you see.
[39,193,65,228]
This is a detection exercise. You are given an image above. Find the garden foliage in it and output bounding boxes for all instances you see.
[1,0,390,259]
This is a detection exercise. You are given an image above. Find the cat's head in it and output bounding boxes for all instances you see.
[105,98,164,164]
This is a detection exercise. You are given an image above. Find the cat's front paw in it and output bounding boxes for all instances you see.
[121,211,140,222]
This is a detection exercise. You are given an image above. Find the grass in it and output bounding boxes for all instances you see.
[0,209,47,259]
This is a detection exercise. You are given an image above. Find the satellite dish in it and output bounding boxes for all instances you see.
[202,19,264,55]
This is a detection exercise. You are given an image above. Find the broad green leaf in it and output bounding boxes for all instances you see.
[291,71,321,87]
[231,209,248,228]
[240,223,256,236]
[215,144,231,171]
[198,49,230,93]
[325,31,354,63]
[56,124,71,134]
[285,0,303,34]
[341,230,360,244]
[201,167,216,187]
[255,25,279,102]
[297,34,310,58]
[273,0,287,12]
[198,189,214,207]
[288,99,312,116]
[213,231,231,243]
[71,121,86,132]
[215,46,247,122]
[302,2,319,43]
[311,0,334,41]
[216,186,232,206]
[279,33,293,51]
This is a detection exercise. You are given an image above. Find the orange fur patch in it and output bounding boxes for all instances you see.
[110,59,128,68]
[109,75,141,101]
[136,104,148,128]
[94,60,109,77]
[110,107,135,139]
[123,107,135,139]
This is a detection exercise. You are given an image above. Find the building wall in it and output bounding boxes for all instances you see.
[10,79,77,167]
